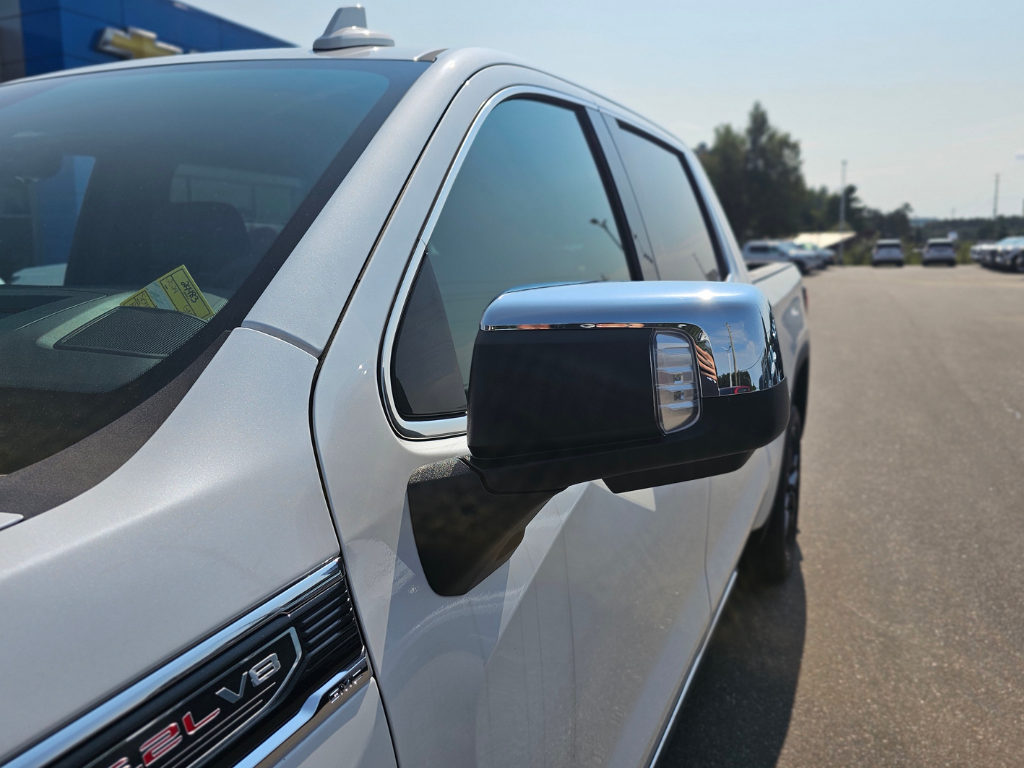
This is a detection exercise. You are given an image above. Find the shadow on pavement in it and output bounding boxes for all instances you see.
[658,551,807,768]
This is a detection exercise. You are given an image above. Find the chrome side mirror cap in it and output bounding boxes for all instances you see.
[480,279,785,399]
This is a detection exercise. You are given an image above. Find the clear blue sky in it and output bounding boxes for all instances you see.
[190,0,1024,220]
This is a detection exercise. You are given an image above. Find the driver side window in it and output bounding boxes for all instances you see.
[391,97,634,420]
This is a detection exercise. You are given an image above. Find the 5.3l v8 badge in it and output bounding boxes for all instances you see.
[92,630,301,768]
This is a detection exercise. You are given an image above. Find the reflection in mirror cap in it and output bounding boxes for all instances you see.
[653,331,700,433]
[314,6,396,50]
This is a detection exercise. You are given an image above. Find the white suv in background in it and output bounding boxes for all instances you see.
[922,238,957,267]
[872,239,905,267]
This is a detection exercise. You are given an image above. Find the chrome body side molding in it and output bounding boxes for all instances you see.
[3,559,365,768]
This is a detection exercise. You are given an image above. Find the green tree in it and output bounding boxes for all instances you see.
[864,202,913,239]
[696,124,748,237]
[696,103,918,244]
[743,103,806,238]
[697,102,805,240]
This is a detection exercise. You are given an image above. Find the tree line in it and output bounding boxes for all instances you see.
[695,102,914,243]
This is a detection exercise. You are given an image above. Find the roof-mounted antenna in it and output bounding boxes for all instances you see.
[314,6,395,51]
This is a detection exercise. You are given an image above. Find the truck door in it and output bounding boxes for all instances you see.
[606,115,765,617]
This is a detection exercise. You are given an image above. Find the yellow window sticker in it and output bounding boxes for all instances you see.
[121,265,215,320]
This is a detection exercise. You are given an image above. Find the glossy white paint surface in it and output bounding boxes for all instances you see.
[0,329,340,761]
[750,262,809,531]
[562,480,710,767]
[274,681,397,768]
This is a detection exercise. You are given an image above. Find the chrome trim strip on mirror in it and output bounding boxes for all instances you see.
[478,281,785,397]
[379,85,600,440]
[2,560,345,768]
[646,570,738,768]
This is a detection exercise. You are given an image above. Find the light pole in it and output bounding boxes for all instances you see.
[838,160,847,265]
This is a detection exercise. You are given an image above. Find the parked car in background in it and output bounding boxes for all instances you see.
[794,242,833,267]
[970,242,989,265]
[872,239,905,267]
[922,238,956,267]
[971,236,1024,272]
[743,239,823,274]
[0,10,811,768]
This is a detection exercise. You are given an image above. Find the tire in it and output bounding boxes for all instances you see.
[1014,254,1024,273]
[742,405,802,583]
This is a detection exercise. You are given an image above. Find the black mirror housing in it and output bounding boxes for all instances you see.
[466,281,789,493]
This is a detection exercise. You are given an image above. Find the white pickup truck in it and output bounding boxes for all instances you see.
[0,10,810,768]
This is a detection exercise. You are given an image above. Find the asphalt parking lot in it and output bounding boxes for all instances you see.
[661,264,1024,767]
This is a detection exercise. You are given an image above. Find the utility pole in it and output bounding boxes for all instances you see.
[993,173,1000,218]
[838,159,847,265]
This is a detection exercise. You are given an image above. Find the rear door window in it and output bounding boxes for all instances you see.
[612,123,723,282]
[392,97,634,419]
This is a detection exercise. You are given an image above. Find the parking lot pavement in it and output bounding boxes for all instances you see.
[660,265,1024,768]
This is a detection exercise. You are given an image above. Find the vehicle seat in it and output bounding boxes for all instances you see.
[149,202,256,293]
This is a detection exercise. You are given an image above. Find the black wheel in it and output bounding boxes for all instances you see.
[1014,254,1024,273]
[742,405,802,583]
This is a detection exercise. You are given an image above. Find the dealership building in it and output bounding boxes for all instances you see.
[0,0,289,82]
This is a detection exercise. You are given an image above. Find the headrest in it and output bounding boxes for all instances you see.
[150,202,250,287]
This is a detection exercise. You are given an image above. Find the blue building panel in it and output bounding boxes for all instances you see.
[19,0,123,23]
[18,8,64,62]
[56,9,125,65]
[123,0,222,51]
[1,0,291,82]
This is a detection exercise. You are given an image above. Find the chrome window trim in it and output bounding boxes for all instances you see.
[379,85,599,440]
[2,559,346,768]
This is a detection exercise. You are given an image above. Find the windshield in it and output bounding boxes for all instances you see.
[0,59,425,475]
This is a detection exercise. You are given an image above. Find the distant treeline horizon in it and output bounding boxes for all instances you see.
[695,103,1024,245]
